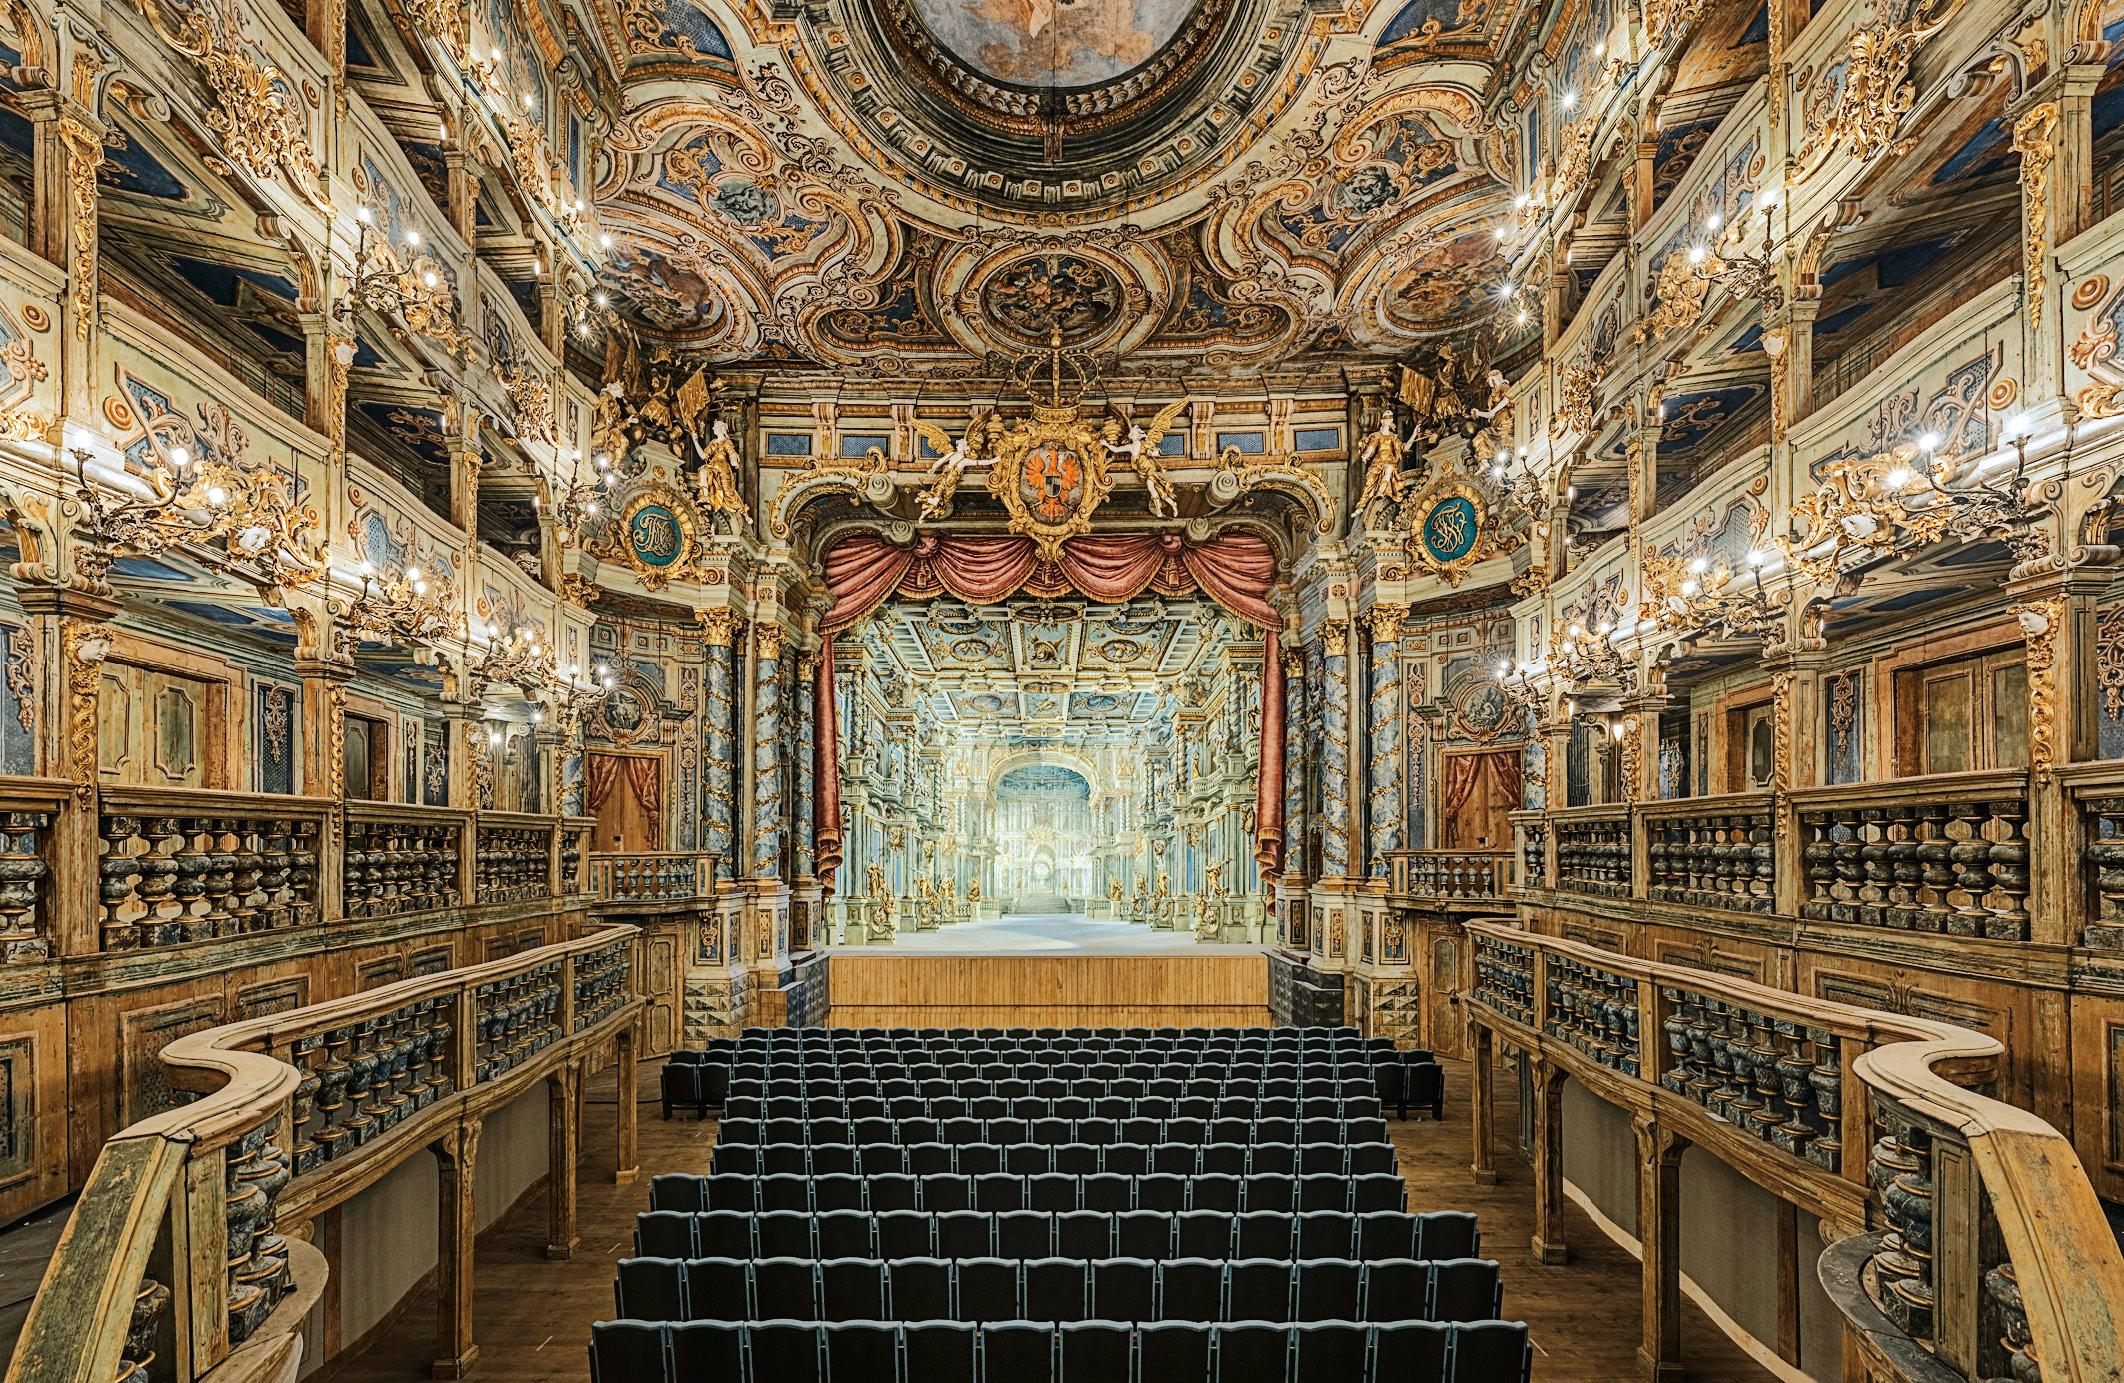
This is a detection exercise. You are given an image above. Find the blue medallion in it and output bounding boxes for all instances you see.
[628,504,685,567]
[1422,495,1480,562]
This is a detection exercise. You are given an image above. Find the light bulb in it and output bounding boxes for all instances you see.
[1562,92,1576,108]
[1517,310,1528,324]
[1760,190,1779,209]
[1514,193,1529,208]
[206,486,227,504]
[596,664,607,674]
[1680,580,1698,596]
[407,566,421,581]
[489,731,502,745]
[600,235,612,248]
[1746,549,1764,566]
[1706,213,1722,231]
[413,580,427,594]
[1885,467,1912,489]
[1689,557,1707,573]
[406,230,420,246]
[423,273,437,287]
[1918,433,1939,451]
[603,677,615,688]
[359,561,374,576]
[169,446,189,466]
[1688,245,1707,264]
[569,664,579,675]
[587,502,598,514]
[355,205,371,222]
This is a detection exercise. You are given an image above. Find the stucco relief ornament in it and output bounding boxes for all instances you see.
[596,485,704,591]
[1407,479,1493,585]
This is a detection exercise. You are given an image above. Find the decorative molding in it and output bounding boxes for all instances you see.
[2015,596,2065,779]
[2012,103,2058,334]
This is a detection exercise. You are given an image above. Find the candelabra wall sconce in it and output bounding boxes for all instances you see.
[1688,191,1786,311]
[67,442,327,594]
[1639,548,1783,644]
[543,448,614,548]
[338,209,468,357]
[333,562,458,654]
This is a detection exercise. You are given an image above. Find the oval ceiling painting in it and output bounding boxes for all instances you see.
[911,0,1200,87]
[980,254,1123,344]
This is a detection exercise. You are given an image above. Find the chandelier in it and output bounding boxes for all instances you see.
[338,208,467,356]
[333,560,457,654]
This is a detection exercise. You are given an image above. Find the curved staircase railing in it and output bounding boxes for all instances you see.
[2,924,643,1383]
[1459,920,2124,1383]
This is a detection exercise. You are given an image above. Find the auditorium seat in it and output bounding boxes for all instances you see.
[1058,1210,1111,1259]
[956,1257,1017,1322]
[1214,1321,1290,1383]
[616,1257,685,1321]
[938,1209,991,1259]
[747,1320,824,1383]
[817,1210,871,1259]
[1431,1258,1504,1322]
[756,1210,812,1258]
[889,1257,953,1319]
[821,1257,886,1321]
[1293,1320,1368,1382]
[1059,1319,1131,1382]
[590,1320,664,1383]
[1158,1258,1223,1321]
[1000,1210,1053,1259]
[1416,1211,1480,1262]
[1227,1259,1292,1321]
[877,1210,931,1259]
[1026,1256,1089,1321]
[1139,1320,1212,1380]
[1361,1259,1429,1322]
[1117,1210,1171,1260]
[1295,1261,1361,1323]
[983,1320,1054,1382]
[668,1320,743,1381]
[825,1320,897,1378]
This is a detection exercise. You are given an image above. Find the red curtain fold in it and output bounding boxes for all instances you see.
[1489,752,1525,813]
[1445,754,1485,818]
[813,637,843,893]
[922,533,1042,602]
[1053,534,1178,602]
[1179,531,1280,629]
[821,533,916,633]
[587,753,623,813]
[1254,626,1286,886]
[625,756,663,846]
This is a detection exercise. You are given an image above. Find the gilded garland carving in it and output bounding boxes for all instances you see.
[1771,671,1794,795]
[2100,603,2124,723]
[1795,6,1951,176]
[56,118,102,343]
[136,0,324,195]
[2015,596,2065,778]
[1646,253,1711,342]
[326,683,346,801]
[1553,364,1599,437]
[2011,103,2058,334]
[1830,676,1856,753]
[2,623,34,736]
[62,622,110,798]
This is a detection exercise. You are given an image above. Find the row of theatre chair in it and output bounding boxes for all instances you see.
[685,1026,1385,1049]
[590,1314,1529,1383]
[634,1208,1477,1264]
[717,1116,1393,1148]
[707,1140,1397,1178]
[724,1094,1383,1121]
[613,1254,1503,1326]
[645,1172,1408,1217]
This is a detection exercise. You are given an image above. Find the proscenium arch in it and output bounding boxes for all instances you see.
[986,749,1106,808]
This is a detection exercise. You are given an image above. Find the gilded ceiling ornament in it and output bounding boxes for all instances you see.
[2011,103,2058,334]
[1645,252,1711,342]
[0,411,46,443]
[1792,6,1950,178]
[137,0,324,197]
[400,0,466,59]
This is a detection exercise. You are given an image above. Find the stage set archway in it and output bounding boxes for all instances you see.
[809,528,1288,904]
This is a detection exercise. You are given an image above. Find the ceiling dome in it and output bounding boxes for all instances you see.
[899,0,1218,92]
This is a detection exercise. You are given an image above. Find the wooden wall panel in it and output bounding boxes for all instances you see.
[2069,993,2124,1205]
[823,954,1270,1027]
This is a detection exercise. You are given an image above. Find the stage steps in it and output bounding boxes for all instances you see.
[1007,892,1074,914]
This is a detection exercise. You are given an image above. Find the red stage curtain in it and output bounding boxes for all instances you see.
[821,533,916,633]
[587,753,622,813]
[1054,534,1176,602]
[1489,751,1524,813]
[626,755,663,845]
[1445,754,1485,818]
[920,533,1041,602]
[813,638,843,893]
[1180,530,1280,628]
[1254,627,1286,883]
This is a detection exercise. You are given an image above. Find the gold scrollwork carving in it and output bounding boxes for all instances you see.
[136,0,324,195]
[2012,102,2059,334]
[1553,363,1599,437]
[1794,9,1950,177]
[2015,596,2065,778]
[56,118,102,343]
[62,621,110,798]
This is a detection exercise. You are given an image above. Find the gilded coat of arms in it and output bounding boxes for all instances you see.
[985,331,1121,560]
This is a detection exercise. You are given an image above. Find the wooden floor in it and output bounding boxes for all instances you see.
[329,1057,1779,1383]
[824,952,1272,1029]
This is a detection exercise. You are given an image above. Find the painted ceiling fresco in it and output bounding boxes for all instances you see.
[589,0,1529,371]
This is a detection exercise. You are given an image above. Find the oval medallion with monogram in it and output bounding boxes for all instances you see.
[629,504,684,567]
[1408,481,1490,586]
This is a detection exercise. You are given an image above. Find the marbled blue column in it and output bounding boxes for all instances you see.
[1283,650,1305,880]
[1367,618,1402,875]
[1321,629,1351,879]
[752,631,783,878]
[702,626,737,880]
[795,651,814,878]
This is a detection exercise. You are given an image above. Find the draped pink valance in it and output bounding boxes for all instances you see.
[814,528,1288,890]
[820,531,1279,632]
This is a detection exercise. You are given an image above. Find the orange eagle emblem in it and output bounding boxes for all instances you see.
[1020,442,1085,523]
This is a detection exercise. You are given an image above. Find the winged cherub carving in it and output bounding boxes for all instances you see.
[911,410,993,521]
[1102,399,1191,518]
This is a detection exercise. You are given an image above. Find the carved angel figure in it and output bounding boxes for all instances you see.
[1103,399,1191,518]
[912,411,991,521]
[866,861,887,897]
[1353,411,1420,525]
[966,879,982,901]
[1108,877,1124,902]
[695,418,750,535]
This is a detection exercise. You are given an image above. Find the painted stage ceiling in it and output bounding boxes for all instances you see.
[589,0,1534,373]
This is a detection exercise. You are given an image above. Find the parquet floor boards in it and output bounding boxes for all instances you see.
[329,1056,1779,1383]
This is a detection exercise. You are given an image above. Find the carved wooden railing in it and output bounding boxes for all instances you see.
[1641,792,1775,915]
[97,786,333,951]
[2,925,642,1383]
[1550,804,1631,897]
[474,811,557,904]
[1381,849,1514,903]
[1460,921,2124,1383]
[588,850,717,902]
[1792,772,2031,941]
[562,817,594,896]
[344,802,472,920]
[0,776,73,963]
[1508,809,1546,891]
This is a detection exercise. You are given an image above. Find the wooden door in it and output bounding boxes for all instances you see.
[1440,751,1519,851]
[639,925,679,1057]
[591,752,659,852]
[1427,934,1463,1058]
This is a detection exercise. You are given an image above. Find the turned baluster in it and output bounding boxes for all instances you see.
[1805,1029,1843,1172]
[1986,799,2030,941]
[1871,1121,1937,1341]
[0,812,48,962]
[233,820,267,933]
[1947,801,1995,936]
[290,1036,324,1173]
[340,1022,379,1146]
[1881,801,1921,930]
[290,821,320,924]
[1915,805,1955,933]
[100,815,143,951]
[165,817,210,943]
[311,1027,354,1161]
[1827,814,1863,922]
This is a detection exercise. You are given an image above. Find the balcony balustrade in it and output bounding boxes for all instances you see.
[1552,805,1631,897]
[588,850,718,901]
[1643,795,1774,914]
[1461,921,2124,1383]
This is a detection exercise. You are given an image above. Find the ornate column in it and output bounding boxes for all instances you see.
[1366,606,1405,875]
[545,1062,579,1260]
[1530,1055,1569,1263]
[22,81,104,426]
[697,610,739,881]
[792,643,820,951]
[751,621,784,878]
[432,1118,483,1378]
[1321,622,1353,880]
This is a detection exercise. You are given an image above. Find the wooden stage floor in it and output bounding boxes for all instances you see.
[328,1058,1780,1383]
[820,944,1271,1028]
[830,914,1248,955]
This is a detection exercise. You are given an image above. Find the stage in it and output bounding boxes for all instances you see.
[816,914,1273,1028]
[832,912,1259,956]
